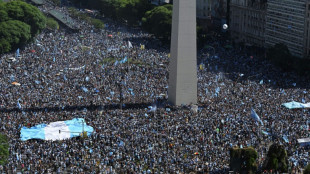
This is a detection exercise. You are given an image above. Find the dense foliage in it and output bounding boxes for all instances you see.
[142,4,172,40]
[263,143,288,173]
[0,133,9,165]
[71,0,153,25]
[230,147,258,174]
[46,17,59,30]
[0,0,46,54]
[68,7,104,29]
[305,164,310,174]
[267,43,310,75]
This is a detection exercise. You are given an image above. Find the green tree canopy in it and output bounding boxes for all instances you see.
[230,147,258,174]
[46,17,59,30]
[142,4,172,40]
[0,3,9,22]
[304,164,310,174]
[263,143,288,173]
[0,133,9,165]
[0,0,45,54]
[0,20,31,52]
[86,0,152,25]
[5,0,46,37]
[266,43,293,71]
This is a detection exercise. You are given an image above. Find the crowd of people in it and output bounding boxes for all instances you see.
[0,4,309,174]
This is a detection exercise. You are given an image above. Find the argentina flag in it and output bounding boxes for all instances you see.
[250,108,264,126]
[20,118,94,141]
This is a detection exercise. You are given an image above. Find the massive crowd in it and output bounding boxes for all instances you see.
[0,4,309,174]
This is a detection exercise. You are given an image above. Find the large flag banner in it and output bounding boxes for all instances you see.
[250,108,264,126]
[20,118,94,141]
[282,101,310,109]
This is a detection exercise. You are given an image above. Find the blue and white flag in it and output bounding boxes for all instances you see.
[20,118,93,141]
[128,41,133,48]
[261,130,270,135]
[148,105,157,112]
[250,108,264,126]
[282,101,310,109]
[119,140,125,147]
[16,48,20,58]
[283,135,289,143]
[120,57,127,64]
[17,100,22,109]
[214,87,220,97]
[128,88,134,95]
[81,87,88,93]
[102,64,105,69]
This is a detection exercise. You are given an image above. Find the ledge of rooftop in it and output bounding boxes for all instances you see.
[48,9,80,30]
[30,0,45,5]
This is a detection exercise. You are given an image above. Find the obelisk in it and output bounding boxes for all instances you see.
[168,0,197,105]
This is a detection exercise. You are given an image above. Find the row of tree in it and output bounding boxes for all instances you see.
[0,0,46,54]
[69,0,172,41]
[266,43,310,75]
[230,143,289,174]
[0,133,9,165]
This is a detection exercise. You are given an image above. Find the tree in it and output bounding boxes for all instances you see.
[5,1,46,37]
[263,143,288,173]
[0,3,9,22]
[304,164,310,174]
[0,1,45,54]
[266,43,293,71]
[230,147,258,174]
[0,20,31,51]
[86,0,153,25]
[90,18,104,29]
[46,17,59,30]
[0,133,9,165]
[142,4,172,40]
[117,0,153,25]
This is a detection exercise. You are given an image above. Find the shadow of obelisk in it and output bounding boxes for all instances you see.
[168,0,197,105]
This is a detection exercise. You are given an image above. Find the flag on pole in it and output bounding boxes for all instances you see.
[250,108,264,126]
[16,48,20,58]
[17,100,22,109]
[128,41,133,48]
[283,135,289,143]
[128,88,134,95]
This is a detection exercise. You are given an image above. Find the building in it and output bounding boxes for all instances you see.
[229,0,267,47]
[196,0,228,30]
[197,0,212,19]
[265,0,307,58]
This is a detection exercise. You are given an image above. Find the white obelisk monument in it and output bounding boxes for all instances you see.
[168,0,197,105]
